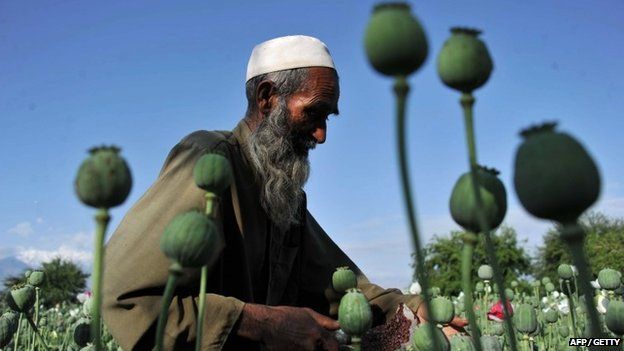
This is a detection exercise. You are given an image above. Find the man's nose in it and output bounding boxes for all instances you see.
[312,120,327,144]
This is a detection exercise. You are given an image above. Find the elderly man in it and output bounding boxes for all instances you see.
[103,35,464,351]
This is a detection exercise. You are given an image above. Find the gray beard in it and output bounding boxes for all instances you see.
[247,99,316,231]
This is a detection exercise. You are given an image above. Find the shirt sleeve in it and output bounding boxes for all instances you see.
[299,211,422,324]
[102,131,245,351]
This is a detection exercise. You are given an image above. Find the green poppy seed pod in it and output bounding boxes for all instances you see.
[511,280,518,288]
[558,264,574,280]
[75,146,132,209]
[449,334,476,351]
[544,309,559,323]
[475,282,484,293]
[545,282,555,293]
[7,284,36,313]
[160,211,224,268]
[332,266,357,294]
[598,268,621,290]
[411,323,450,351]
[513,122,601,225]
[437,27,493,93]
[558,325,570,338]
[1,312,18,331]
[490,322,505,336]
[605,300,624,336]
[364,2,428,77]
[477,264,494,281]
[531,280,541,288]
[73,318,92,347]
[27,270,44,287]
[513,304,538,334]
[338,288,373,337]
[0,312,18,348]
[480,335,502,351]
[505,288,515,301]
[449,166,507,233]
[541,277,551,285]
[557,325,570,338]
[430,296,455,325]
[193,153,233,194]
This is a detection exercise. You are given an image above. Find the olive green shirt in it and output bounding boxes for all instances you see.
[102,119,422,350]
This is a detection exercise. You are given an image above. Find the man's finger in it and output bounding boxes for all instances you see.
[451,316,469,327]
[305,308,340,330]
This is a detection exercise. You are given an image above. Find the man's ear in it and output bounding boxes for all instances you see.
[256,80,278,119]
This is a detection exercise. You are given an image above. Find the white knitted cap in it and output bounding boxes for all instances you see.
[246,35,336,81]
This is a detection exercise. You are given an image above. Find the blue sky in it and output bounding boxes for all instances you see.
[1,0,623,289]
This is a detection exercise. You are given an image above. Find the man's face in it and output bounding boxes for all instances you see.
[284,66,340,155]
[247,67,339,230]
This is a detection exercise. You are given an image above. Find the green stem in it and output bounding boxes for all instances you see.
[522,335,528,351]
[30,288,39,351]
[573,270,580,302]
[24,314,48,350]
[461,233,483,351]
[195,265,208,351]
[196,191,219,350]
[204,192,218,219]
[351,336,361,351]
[460,92,519,351]
[92,208,110,351]
[566,279,579,339]
[157,263,183,351]
[13,313,23,351]
[483,282,489,335]
[393,76,441,351]
[561,224,603,351]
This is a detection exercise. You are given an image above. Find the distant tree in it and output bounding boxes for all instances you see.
[534,211,624,283]
[3,272,27,289]
[414,225,532,297]
[2,257,88,308]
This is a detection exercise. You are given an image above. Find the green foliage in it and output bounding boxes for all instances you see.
[2,258,88,309]
[414,225,532,296]
[533,211,624,282]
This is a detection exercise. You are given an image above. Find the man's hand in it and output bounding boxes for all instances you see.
[415,303,469,338]
[236,303,340,351]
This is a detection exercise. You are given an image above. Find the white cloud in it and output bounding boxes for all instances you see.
[16,245,92,268]
[7,222,34,237]
[68,231,93,250]
[35,217,44,224]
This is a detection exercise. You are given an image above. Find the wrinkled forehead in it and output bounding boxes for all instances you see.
[299,67,340,102]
